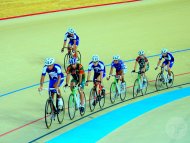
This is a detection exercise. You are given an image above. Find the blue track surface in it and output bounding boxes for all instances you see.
[47,87,190,143]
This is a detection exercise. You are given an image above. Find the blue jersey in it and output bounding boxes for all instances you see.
[159,52,174,62]
[64,32,79,42]
[111,60,126,72]
[42,64,64,80]
[88,61,106,76]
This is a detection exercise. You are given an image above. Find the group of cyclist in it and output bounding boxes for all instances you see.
[38,27,175,118]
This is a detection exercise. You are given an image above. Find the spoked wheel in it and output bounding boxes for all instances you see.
[64,53,71,72]
[141,76,148,96]
[110,82,117,104]
[98,91,105,109]
[80,92,86,116]
[77,51,82,64]
[45,99,53,129]
[68,94,76,120]
[56,97,65,124]
[89,88,96,112]
[120,81,127,101]
[155,73,166,91]
[166,71,174,88]
[133,79,141,98]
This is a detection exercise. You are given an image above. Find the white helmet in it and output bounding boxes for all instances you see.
[161,48,168,54]
[138,50,145,56]
[113,55,120,60]
[67,28,75,34]
[44,58,55,66]
[92,55,99,62]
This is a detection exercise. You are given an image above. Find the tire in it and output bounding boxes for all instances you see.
[77,51,81,64]
[45,99,52,129]
[98,90,105,109]
[141,76,148,96]
[80,92,86,116]
[155,73,166,91]
[56,97,65,124]
[133,79,140,98]
[64,53,71,72]
[89,88,96,112]
[166,71,174,88]
[68,94,76,120]
[110,82,117,104]
[120,81,126,101]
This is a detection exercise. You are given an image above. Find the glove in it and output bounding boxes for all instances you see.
[131,70,135,73]
[155,66,158,70]
[64,84,68,87]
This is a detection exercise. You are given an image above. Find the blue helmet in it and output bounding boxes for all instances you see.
[69,58,77,64]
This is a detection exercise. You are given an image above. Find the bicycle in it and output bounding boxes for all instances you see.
[62,47,81,72]
[109,75,127,103]
[132,71,148,98]
[67,86,86,120]
[39,88,65,129]
[88,80,105,112]
[155,66,174,91]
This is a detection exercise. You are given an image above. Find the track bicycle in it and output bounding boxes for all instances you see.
[88,80,105,112]
[39,88,65,129]
[109,75,127,103]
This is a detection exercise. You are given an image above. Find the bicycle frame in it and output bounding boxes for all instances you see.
[112,75,121,94]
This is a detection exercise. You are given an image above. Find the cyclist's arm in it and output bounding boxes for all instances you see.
[79,73,82,84]
[66,74,70,85]
[134,61,138,71]
[87,71,91,82]
[54,75,61,88]
[167,61,170,69]
[100,71,103,82]
[73,40,77,50]
[109,67,113,76]
[40,75,45,88]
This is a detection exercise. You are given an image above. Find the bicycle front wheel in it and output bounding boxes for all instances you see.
[133,79,140,98]
[110,82,117,104]
[64,53,71,72]
[155,73,166,91]
[77,51,81,64]
[56,97,65,124]
[68,94,76,120]
[120,81,126,101]
[141,76,148,96]
[89,88,96,112]
[166,71,174,88]
[45,99,53,129]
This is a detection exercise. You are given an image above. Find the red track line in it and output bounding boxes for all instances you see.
[0,0,141,21]
[1,71,189,138]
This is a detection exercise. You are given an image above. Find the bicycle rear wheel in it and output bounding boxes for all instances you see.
[45,99,53,129]
[133,79,140,98]
[120,81,126,101]
[64,53,71,72]
[166,71,174,88]
[89,88,96,112]
[68,94,76,120]
[141,76,148,96]
[56,97,65,124]
[80,92,86,116]
[110,82,117,104]
[155,73,166,91]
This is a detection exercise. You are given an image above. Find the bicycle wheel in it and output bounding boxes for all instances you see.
[45,99,53,129]
[77,51,81,63]
[141,76,148,96]
[120,81,126,101]
[110,82,117,104]
[89,88,96,112]
[98,90,105,109]
[64,53,71,72]
[80,92,86,116]
[68,94,76,120]
[56,97,65,124]
[166,71,174,88]
[155,73,166,91]
[133,79,140,98]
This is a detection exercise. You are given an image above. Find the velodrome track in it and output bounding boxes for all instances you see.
[0,0,190,142]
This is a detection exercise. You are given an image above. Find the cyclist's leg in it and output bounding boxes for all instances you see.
[49,80,56,118]
[56,79,64,108]
[168,61,174,82]
[78,79,85,107]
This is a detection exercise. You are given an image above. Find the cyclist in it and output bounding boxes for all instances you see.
[61,28,80,59]
[86,55,106,94]
[155,48,174,83]
[64,58,86,113]
[38,58,64,119]
[132,50,149,85]
[107,55,127,87]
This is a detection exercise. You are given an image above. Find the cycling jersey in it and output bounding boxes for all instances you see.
[64,32,79,46]
[159,52,174,62]
[136,56,149,68]
[88,61,106,76]
[111,60,126,72]
[66,64,85,81]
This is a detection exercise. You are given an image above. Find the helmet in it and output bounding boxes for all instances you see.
[113,55,120,60]
[161,48,168,54]
[67,28,75,34]
[92,55,99,62]
[69,58,77,64]
[44,58,55,66]
[138,50,145,56]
